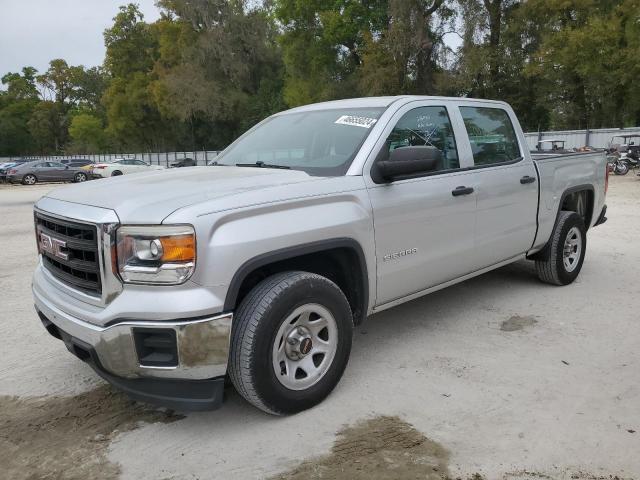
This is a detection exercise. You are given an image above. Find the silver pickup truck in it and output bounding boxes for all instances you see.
[32,96,608,414]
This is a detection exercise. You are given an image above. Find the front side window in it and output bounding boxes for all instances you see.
[215,107,385,176]
[383,106,460,172]
[460,107,521,166]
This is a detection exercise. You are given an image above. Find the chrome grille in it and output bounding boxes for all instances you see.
[35,212,102,295]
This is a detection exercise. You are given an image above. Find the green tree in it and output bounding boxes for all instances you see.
[68,113,107,153]
[102,3,170,150]
[524,0,639,128]
[27,101,60,154]
[104,4,156,78]
[0,68,40,155]
[153,0,286,148]
[358,0,455,96]
[275,0,389,105]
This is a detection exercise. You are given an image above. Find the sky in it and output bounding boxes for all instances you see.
[0,0,162,77]
[0,0,462,79]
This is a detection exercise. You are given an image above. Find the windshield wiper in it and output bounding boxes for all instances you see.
[235,161,290,169]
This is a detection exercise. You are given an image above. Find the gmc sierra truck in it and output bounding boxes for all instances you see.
[32,96,608,414]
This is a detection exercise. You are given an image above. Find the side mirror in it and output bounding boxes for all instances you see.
[372,146,442,183]
[65,165,69,169]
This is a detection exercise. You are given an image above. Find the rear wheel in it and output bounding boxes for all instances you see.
[535,211,586,285]
[614,161,629,175]
[228,271,353,415]
[111,170,123,176]
[74,172,88,182]
[22,174,37,185]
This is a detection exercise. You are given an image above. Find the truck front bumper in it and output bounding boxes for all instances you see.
[34,285,233,411]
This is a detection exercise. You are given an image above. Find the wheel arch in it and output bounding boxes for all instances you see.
[528,184,594,261]
[557,184,595,229]
[224,238,369,325]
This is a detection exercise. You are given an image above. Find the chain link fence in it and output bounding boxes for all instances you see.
[0,151,221,166]
[4,125,640,165]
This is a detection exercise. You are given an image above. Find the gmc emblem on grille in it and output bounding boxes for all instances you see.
[39,232,69,260]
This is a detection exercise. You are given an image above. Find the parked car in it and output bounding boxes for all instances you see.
[32,96,608,414]
[170,157,197,168]
[0,162,20,182]
[6,160,89,184]
[66,160,94,168]
[91,158,165,178]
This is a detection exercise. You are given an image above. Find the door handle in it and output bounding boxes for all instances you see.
[451,186,474,196]
[520,175,536,184]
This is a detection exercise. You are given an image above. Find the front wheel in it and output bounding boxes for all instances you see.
[74,172,88,182]
[228,271,353,415]
[535,211,586,285]
[614,161,629,175]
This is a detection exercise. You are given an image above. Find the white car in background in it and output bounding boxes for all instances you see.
[91,158,165,178]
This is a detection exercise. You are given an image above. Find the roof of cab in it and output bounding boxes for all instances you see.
[280,95,508,115]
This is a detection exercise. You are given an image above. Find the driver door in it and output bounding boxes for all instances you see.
[365,102,478,306]
[48,162,72,181]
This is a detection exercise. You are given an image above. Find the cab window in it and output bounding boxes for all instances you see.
[384,106,459,172]
[459,107,521,166]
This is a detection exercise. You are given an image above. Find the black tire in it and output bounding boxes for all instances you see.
[74,172,88,183]
[228,271,353,415]
[111,170,123,176]
[535,211,587,286]
[22,174,37,185]
[614,161,629,175]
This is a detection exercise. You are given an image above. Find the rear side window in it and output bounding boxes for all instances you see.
[459,107,521,166]
[384,106,459,172]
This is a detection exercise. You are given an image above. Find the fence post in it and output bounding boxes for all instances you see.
[585,128,590,147]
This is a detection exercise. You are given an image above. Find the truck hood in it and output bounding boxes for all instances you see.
[44,166,321,223]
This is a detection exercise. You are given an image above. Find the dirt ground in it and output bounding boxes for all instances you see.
[0,175,639,480]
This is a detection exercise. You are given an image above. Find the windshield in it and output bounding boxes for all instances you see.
[214,108,385,176]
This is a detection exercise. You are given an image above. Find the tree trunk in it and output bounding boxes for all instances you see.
[483,0,502,97]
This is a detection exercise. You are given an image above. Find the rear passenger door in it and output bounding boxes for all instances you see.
[365,102,478,306]
[457,103,539,269]
[34,162,56,180]
[48,162,73,181]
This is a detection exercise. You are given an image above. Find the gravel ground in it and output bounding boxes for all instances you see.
[0,176,639,480]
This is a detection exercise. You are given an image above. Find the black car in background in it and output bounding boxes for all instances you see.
[170,157,197,168]
[66,160,94,168]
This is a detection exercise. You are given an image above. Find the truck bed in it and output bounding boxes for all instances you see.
[530,150,607,252]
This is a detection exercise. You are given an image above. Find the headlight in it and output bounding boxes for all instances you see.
[116,225,196,285]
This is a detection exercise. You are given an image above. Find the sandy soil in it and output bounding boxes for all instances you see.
[0,385,182,480]
[0,175,639,479]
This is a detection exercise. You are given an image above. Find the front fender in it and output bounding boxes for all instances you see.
[176,187,376,314]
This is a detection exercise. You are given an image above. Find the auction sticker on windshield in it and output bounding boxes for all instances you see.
[335,115,378,128]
